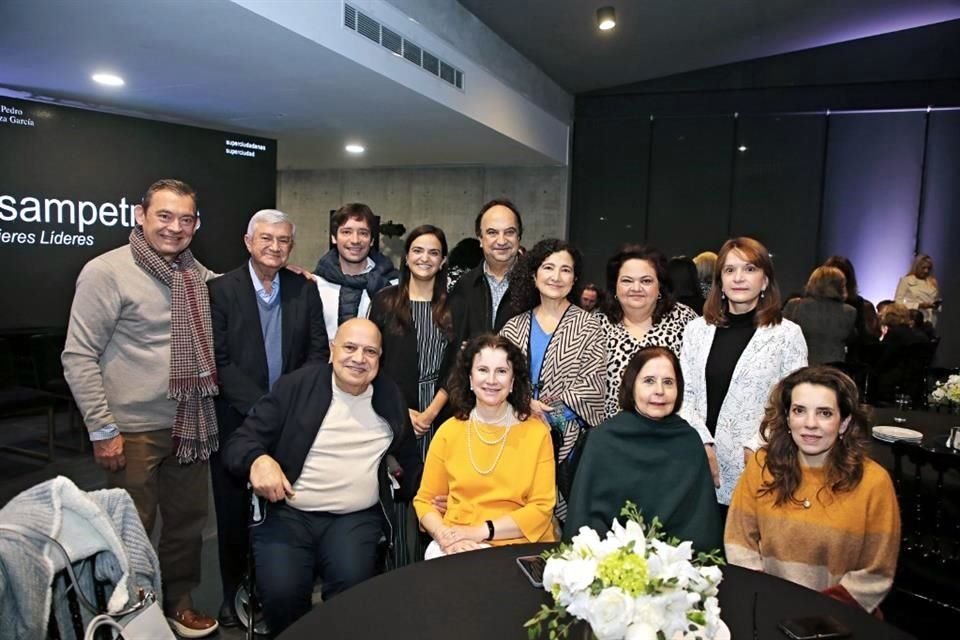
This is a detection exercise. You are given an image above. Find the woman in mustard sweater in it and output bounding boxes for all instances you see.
[725,366,901,613]
[413,334,557,558]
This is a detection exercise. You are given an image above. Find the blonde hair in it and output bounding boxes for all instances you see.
[693,251,717,284]
[879,303,912,328]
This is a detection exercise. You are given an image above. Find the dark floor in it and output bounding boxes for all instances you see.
[1,410,955,639]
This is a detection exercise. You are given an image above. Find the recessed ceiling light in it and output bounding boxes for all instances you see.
[345,144,365,154]
[92,72,125,87]
[738,145,748,152]
[596,6,616,31]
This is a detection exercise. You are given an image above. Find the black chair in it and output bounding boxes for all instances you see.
[889,440,960,620]
[0,337,58,461]
[872,340,939,407]
[30,333,85,452]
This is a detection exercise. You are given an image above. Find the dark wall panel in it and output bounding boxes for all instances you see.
[819,112,926,306]
[918,111,960,366]
[646,116,734,259]
[569,117,651,284]
[730,114,826,298]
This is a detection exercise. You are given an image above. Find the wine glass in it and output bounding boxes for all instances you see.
[893,391,910,424]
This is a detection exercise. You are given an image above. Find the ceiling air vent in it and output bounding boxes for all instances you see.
[342,2,464,91]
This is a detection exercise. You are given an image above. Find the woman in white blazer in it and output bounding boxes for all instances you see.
[679,237,807,507]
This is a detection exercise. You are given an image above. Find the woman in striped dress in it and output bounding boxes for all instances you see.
[371,225,458,562]
[371,224,457,456]
[500,239,605,524]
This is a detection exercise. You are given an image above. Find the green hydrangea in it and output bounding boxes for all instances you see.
[596,548,649,596]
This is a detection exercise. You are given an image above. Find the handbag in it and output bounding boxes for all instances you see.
[0,525,174,640]
[540,396,590,500]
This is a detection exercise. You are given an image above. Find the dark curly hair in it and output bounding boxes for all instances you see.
[603,244,676,325]
[757,366,869,507]
[447,334,532,421]
[509,238,583,315]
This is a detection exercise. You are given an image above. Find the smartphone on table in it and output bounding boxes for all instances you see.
[516,554,546,587]
[778,616,851,640]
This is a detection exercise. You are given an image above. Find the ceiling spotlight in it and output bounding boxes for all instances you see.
[92,72,124,87]
[737,145,748,152]
[596,6,616,31]
[345,144,365,154]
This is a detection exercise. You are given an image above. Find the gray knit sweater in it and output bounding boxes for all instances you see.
[0,476,162,639]
[62,244,213,434]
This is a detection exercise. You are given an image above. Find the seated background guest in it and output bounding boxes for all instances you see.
[667,256,706,315]
[725,366,900,613]
[693,251,717,299]
[413,335,557,559]
[501,239,605,520]
[564,347,722,552]
[600,245,698,419]
[875,303,932,403]
[909,308,937,341]
[783,266,857,365]
[895,253,941,327]
[222,319,421,634]
[579,283,603,312]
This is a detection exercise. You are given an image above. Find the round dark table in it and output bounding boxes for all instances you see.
[868,407,959,471]
[278,543,915,640]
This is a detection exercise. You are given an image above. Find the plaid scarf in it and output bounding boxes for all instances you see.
[129,227,219,463]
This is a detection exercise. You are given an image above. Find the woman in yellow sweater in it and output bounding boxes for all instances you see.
[725,366,900,613]
[413,334,557,558]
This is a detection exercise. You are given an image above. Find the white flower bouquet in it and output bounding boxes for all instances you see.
[525,503,725,640]
[929,374,960,406]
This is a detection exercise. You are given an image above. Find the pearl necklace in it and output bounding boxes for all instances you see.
[466,408,512,475]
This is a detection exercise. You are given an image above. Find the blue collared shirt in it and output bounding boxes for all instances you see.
[249,260,281,305]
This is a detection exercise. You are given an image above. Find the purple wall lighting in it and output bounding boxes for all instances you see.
[818,112,926,305]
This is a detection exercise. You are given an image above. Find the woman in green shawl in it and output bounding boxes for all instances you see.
[564,346,723,552]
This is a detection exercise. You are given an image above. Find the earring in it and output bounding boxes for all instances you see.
[657,293,662,300]
[721,291,726,300]
[760,289,766,300]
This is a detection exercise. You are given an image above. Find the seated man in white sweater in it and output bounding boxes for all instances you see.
[222,319,421,634]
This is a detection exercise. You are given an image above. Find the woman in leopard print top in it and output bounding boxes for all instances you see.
[599,245,698,419]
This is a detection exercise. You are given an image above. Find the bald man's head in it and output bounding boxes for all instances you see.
[330,318,382,395]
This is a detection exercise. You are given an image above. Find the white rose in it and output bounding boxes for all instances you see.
[566,591,593,621]
[572,527,604,557]
[625,622,658,640]
[607,518,647,553]
[631,594,666,631]
[586,587,635,640]
[562,557,598,593]
[704,596,722,637]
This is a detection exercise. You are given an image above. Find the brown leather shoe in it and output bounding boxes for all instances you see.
[166,608,219,638]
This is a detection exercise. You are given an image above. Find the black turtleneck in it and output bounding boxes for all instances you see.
[704,308,757,435]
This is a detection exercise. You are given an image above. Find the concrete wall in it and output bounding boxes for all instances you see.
[278,167,569,268]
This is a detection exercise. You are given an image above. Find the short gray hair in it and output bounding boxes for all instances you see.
[246,209,295,237]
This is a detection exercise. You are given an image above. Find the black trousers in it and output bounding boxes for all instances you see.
[252,502,383,634]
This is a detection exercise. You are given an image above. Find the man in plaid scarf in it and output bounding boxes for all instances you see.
[63,179,220,638]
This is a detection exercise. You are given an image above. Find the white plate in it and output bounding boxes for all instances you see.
[714,620,730,640]
[872,425,923,441]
